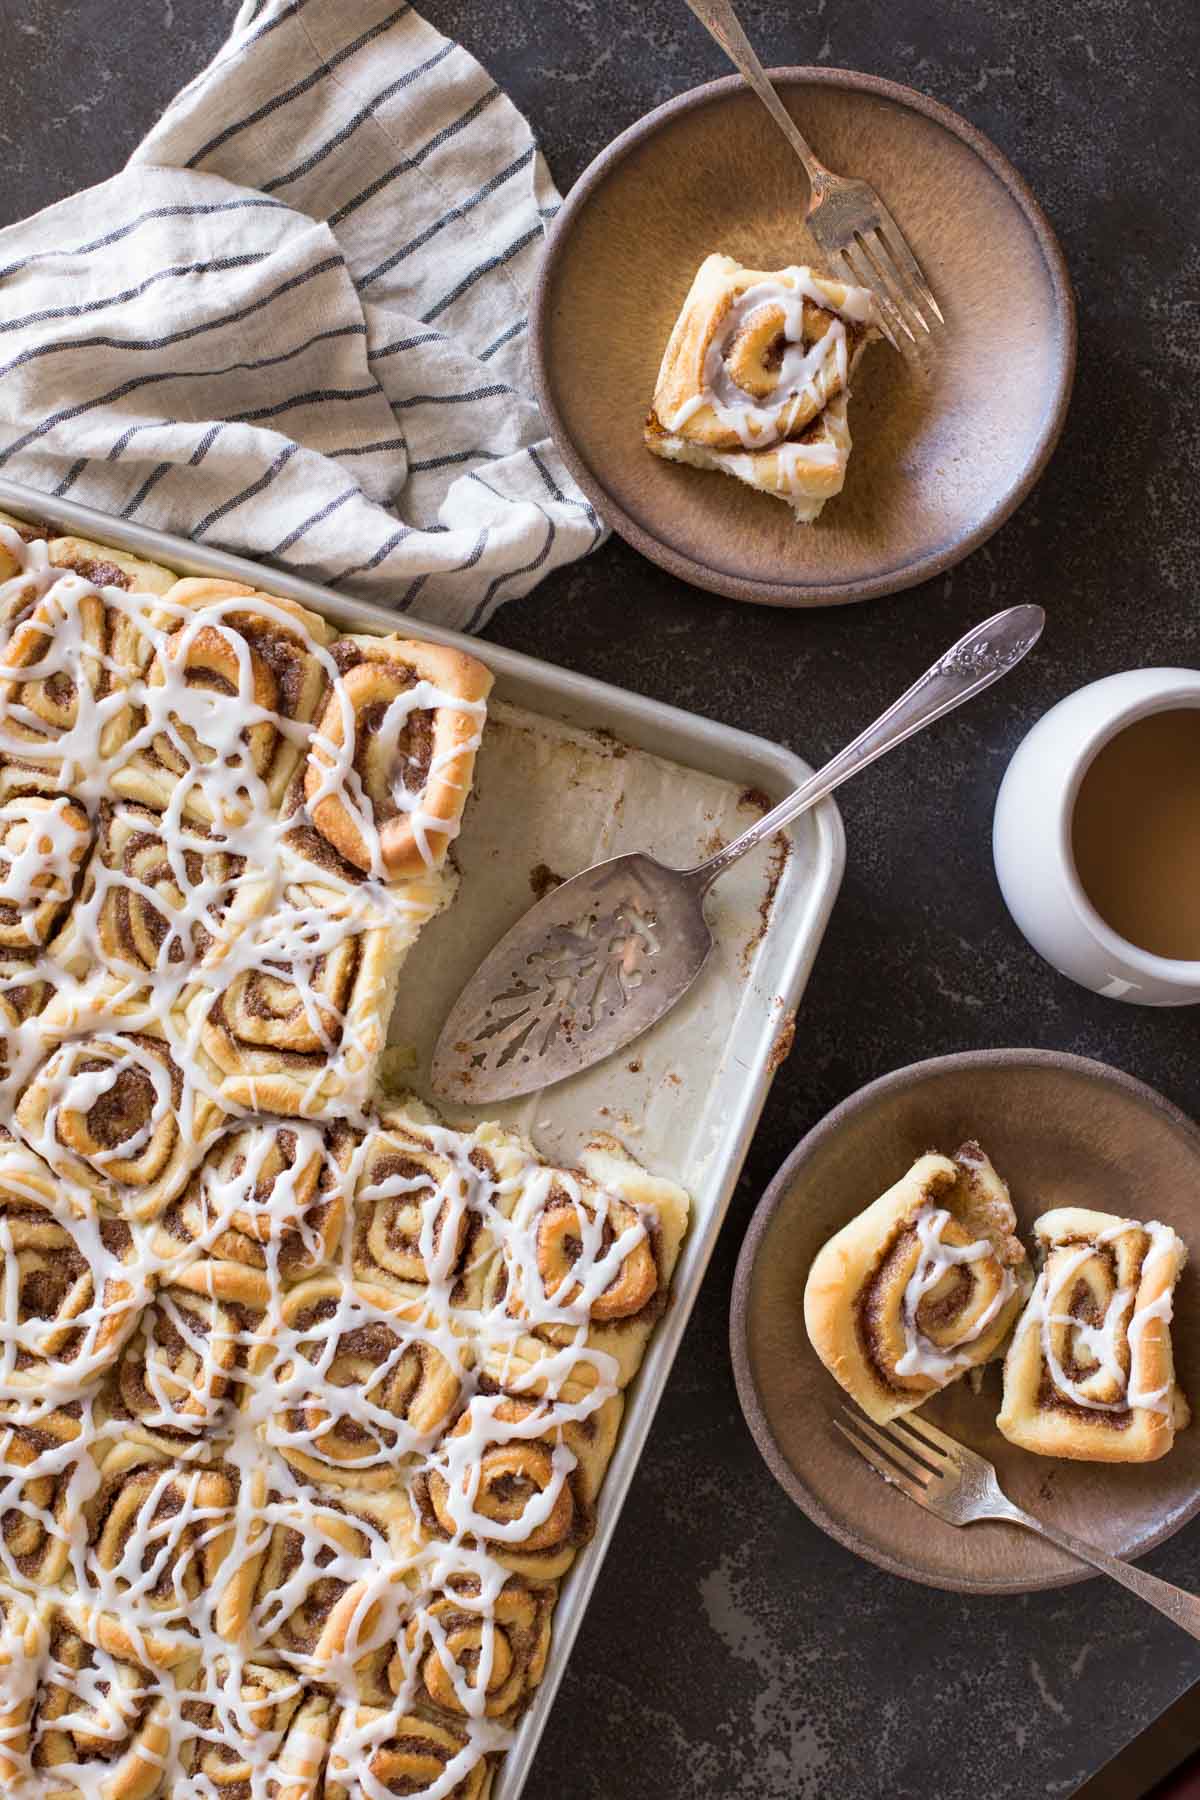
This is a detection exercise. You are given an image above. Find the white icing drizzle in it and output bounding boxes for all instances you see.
[894,1204,1017,1380]
[0,524,672,1798]
[665,268,872,453]
[1019,1218,1182,1416]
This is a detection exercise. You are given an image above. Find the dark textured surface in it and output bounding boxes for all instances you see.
[4,2,1200,1796]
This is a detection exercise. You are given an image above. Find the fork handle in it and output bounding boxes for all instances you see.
[682,0,828,184]
[999,1502,1200,1641]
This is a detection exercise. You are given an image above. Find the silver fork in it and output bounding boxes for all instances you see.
[836,1407,1200,1638]
[683,0,943,350]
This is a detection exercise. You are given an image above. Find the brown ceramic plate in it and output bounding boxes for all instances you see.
[730,1050,1200,1591]
[532,69,1075,606]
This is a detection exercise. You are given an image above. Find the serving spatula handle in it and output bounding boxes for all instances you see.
[688,604,1046,892]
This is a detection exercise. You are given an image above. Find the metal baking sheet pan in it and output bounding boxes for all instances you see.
[0,474,844,1798]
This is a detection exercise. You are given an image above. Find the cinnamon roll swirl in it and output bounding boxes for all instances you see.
[216,1471,411,1673]
[0,790,90,955]
[178,1660,329,1797]
[645,254,879,521]
[47,801,262,1012]
[380,1573,554,1724]
[804,1143,1031,1424]
[0,1151,149,1397]
[0,1589,42,1785]
[998,1209,1190,1462]
[352,1105,518,1307]
[482,1137,689,1389]
[327,1709,492,1800]
[81,1442,237,1657]
[15,1030,220,1222]
[105,1261,270,1457]
[415,1389,623,1580]
[156,1118,356,1280]
[111,578,334,825]
[255,1278,464,1492]
[192,884,401,1116]
[0,513,55,643]
[23,1602,173,1797]
[290,635,491,882]
[0,537,173,785]
[0,1402,82,1586]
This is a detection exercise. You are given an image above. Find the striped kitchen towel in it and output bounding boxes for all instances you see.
[0,0,603,632]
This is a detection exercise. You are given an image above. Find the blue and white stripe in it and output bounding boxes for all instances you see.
[0,0,601,631]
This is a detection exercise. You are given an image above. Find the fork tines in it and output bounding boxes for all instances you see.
[829,207,944,352]
[834,1405,947,1504]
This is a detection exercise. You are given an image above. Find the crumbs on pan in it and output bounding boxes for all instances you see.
[530,862,565,899]
[766,1011,796,1074]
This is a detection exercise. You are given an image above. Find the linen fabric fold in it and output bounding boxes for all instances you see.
[0,0,601,631]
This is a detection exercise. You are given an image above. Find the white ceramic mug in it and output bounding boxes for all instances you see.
[993,668,1200,1006]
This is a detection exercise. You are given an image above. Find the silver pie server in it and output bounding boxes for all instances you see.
[431,604,1045,1105]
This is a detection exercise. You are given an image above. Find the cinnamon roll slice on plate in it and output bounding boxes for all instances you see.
[998,1208,1189,1462]
[645,254,880,522]
[287,633,492,883]
[804,1142,1030,1423]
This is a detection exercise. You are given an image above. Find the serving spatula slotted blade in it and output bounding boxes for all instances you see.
[431,605,1045,1105]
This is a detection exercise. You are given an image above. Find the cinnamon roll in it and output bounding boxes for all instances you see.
[111,577,334,826]
[0,1150,150,1398]
[15,1030,220,1222]
[0,1589,42,1785]
[23,1602,174,1796]
[0,537,173,785]
[0,790,90,955]
[645,254,879,521]
[378,1573,554,1724]
[47,801,263,1012]
[105,1260,270,1457]
[327,1708,492,1800]
[351,1104,522,1307]
[415,1389,623,1580]
[81,1441,237,1655]
[178,1660,331,1797]
[191,884,401,1116]
[481,1136,689,1389]
[804,1143,1031,1423]
[998,1209,1190,1462]
[0,1402,82,1586]
[289,634,491,882]
[255,1277,465,1492]
[215,1470,412,1671]
[0,512,55,643]
[156,1118,356,1280]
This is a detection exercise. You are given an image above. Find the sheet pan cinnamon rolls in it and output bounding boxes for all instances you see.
[0,519,692,1797]
[805,1147,1190,1462]
[645,253,880,521]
